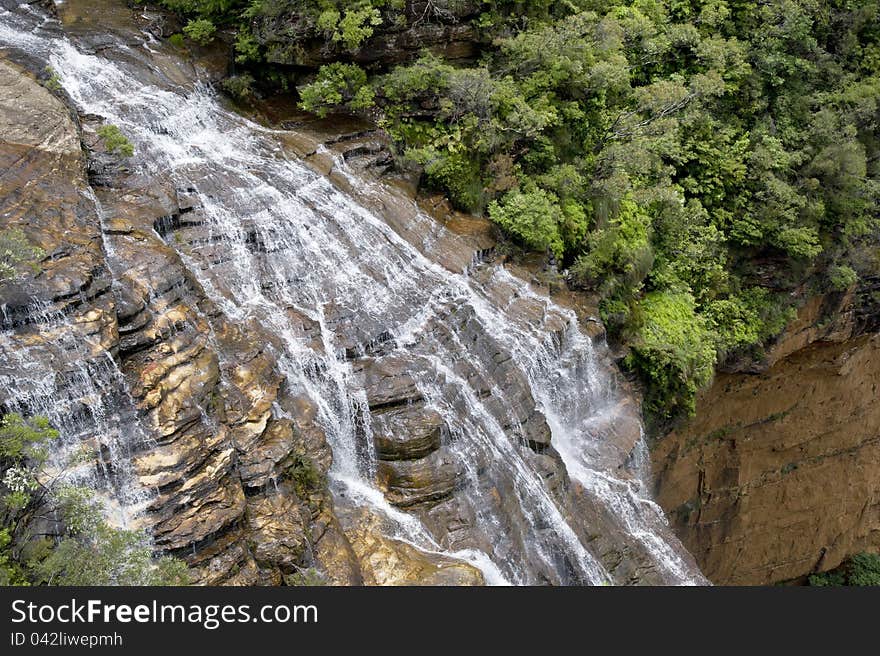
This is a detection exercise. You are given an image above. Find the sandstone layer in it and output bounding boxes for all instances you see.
[0,52,484,585]
[653,291,880,584]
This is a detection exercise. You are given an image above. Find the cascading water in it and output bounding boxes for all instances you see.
[0,4,705,584]
[0,301,153,516]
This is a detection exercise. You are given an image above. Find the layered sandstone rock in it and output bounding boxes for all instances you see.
[0,52,469,586]
[653,292,880,585]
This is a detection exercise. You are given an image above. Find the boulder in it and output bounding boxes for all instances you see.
[377,446,461,507]
[372,405,444,461]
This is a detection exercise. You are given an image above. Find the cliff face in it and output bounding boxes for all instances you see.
[652,291,880,585]
[0,53,339,584]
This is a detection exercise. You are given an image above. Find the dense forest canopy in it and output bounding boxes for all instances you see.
[154,0,880,422]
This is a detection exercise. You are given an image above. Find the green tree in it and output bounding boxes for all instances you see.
[489,188,566,259]
[809,553,880,587]
[626,291,717,420]
[299,63,374,118]
[30,487,188,586]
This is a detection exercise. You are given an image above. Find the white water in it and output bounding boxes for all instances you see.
[0,297,154,522]
[0,5,704,584]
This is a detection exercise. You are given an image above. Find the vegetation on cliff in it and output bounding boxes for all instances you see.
[0,413,188,585]
[809,553,880,586]
[0,228,44,282]
[96,124,135,158]
[149,0,879,422]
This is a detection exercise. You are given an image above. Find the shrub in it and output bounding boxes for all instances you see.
[286,454,323,498]
[0,229,44,282]
[285,567,327,586]
[828,264,858,291]
[418,147,487,213]
[488,188,565,259]
[626,291,717,421]
[809,553,880,586]
[808,568,846,586]
[848,553,880,586]
[234,30,261,64]
[1,414,189,586]
[221,74,257,104]
[299,63,373,117]
[379,53,453,106]
[31,514,189,586]
[572,198,653,291]
[96,124,134,157]
[333,6,382,51]
[43,66,62,92]
[706,288,796,357]
[0,413,57,480]
[316,9,341,35]
[183,19,216,46]
[0,528,28,585]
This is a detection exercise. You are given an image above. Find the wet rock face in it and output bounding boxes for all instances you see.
[0,51,539,586]
[653,330,880,585]
[350,309,566,559]
[256,114,703,585]
[0,54,118,444]
[0,58,107,329]
[0,54,354,585]
[372,405,443,461]
[335,505,484,586]
[87,144,382,584]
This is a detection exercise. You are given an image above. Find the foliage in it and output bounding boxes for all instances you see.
[168,32,186,49]
[43,66,62,92]
[285,454,323,498]
[299,62,374,117]
[828,265,858,292]
[0,528,28,585]
[0,413,58,457]
[489,188,565,259]
[572,197,653,323]
[416,146,486,212]
[234,29,261,64]
[848,553,880,586]
[625,291,717,419]
[809,553,880,587]
[333,5,382,50]
[183,18,217,45]
[30,493,189,586]
[221,74,257,103]
[0,229,44,282]
[96,124,134,158]
[284,566,327,586]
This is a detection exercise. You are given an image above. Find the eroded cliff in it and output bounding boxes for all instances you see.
[652,291,880,585]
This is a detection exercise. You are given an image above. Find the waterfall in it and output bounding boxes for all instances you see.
[0,301,153,517]
[0,5,705,584]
